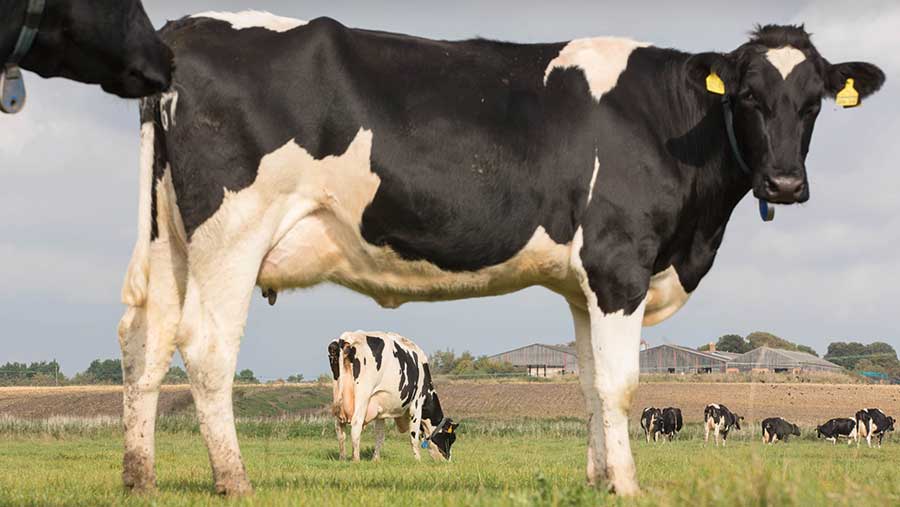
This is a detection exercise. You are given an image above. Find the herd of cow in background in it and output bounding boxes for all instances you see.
[640,404,895,447]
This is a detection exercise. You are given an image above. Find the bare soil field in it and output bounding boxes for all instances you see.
[1,382,898,424]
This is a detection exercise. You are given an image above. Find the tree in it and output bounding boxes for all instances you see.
[825,341,899,376]
[697,334,750,353]
[235,369,259,384]
[286,374,304,383]
[72,359,122,385]
[429,349,458,374]
[746,331,818,357]
[163,366,188,384]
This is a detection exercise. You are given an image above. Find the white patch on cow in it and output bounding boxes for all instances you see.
[587,155,600,205]
[160,91,179,132]
[569,227,643,495]
[644,266,690,326]
[544,37,650,101]
[765,47,806,80]
[191,11,307,33]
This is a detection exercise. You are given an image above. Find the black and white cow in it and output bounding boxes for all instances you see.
[816,418,857,445]
[856,408,895,448]
[328,332,458,462]
[659,407,683,441]
[704,404,743,446]
[116,12,885,495]
[1,0,172,113]
[640,407,662,442]
[761,417,800,444]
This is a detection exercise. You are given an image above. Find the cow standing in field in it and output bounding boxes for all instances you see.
[659,407,683,441]
[116,11,885,494]
[328,332,458,462]
[761,417,800,444]
[704,404,742,446]
[816,418,857,445]
[1,0,172,114]
[640,407,662,442]
[856,409,895,448]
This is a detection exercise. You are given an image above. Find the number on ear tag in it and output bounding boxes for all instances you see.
[1,65,27,114]
[836,78,859,108]
[706,72,726,95]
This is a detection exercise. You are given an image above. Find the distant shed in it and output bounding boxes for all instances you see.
[727,347,842,373]
[639,344,730,374]
[489,343,578,377]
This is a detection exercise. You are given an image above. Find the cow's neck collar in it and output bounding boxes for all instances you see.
[721,94,775,222]
[1,0,46,114]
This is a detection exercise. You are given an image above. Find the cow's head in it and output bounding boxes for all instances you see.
[815,425,824,439]
[886,416,896,433]
[21,0,173,97]
[791,423,801,437]
[429,418,459,461]
[734,415,744,430]
[688,25,884,204]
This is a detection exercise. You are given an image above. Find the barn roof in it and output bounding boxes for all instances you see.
[728,347,841,369]
[642,344,731,363]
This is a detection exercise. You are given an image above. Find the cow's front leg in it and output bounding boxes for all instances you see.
[119,238,185,493]
[373,419,385,461]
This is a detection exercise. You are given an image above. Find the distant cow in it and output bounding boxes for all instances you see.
[659,407,683,441]
[704,404,742,446]
[640,407,662,442]
[856,408,895,448]
[329,332,458,462]
[761,417,800,444]
[816,418,857,445]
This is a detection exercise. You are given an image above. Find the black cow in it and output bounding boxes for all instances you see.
[816,418,857,445]
[659,407,683,441]
[856,408,895,448]
[1,0,172,114]
[640,407,662,442]
[761,417,800,444]
[117,12,885,495]
[704,404,743,446]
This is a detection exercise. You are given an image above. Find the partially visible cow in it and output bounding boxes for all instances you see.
[704,404,742,446]
[2,0,171,114]
[816,418,857,445]
[659,407,683,441]
[328,331,458,462]
[116,12,886,495]
[856,408,895,448]
[761,417,800,444]
[640,407,662,442]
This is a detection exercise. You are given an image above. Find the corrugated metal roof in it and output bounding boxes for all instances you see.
[645,344,730,363]
[728,347,842,369]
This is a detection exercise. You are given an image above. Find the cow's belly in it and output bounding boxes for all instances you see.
[643,266,690,326]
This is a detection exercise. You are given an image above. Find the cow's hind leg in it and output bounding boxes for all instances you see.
[119,218,186,492]
[570,304,604,486]
[177,246,267,495]
[336,420,347,460]
[373,419,386,461]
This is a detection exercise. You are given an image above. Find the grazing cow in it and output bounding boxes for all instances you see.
[640,407,662,442]
[761,417,800,444]
[659,407,683,441]
[816,418,857,445]
[116,11,885,494]
[856,408,895,448]
[704,404,743,446]
[1,0,172,113]
[328,332,458,462]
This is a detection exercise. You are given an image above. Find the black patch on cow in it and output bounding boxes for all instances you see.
[817,418,856,440]
[393,342,419,406]
[151,18,884,315]
[420,364,445,428]
[366,336,384,370]
[327,340,341,380]
[344,345,361,380]
[762,417,800,443]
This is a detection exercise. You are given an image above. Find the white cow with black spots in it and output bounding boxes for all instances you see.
[328,331,458,462]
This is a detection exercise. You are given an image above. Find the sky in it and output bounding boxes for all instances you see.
[1,1,897,380]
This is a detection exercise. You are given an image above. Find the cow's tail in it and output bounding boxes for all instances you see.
[121,98,160,307]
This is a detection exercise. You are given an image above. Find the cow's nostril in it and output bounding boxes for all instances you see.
[765,177,780,194]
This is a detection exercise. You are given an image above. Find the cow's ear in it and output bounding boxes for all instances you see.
[685,52,738,95]
[826,61,885,102]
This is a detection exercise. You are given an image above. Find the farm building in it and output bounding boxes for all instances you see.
[639,344,733,374]
[726,347,842,373]
[489,343,578,377]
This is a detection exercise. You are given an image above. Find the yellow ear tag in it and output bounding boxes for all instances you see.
[447,426,454,434]
[836,78,859,108]
[706,72,726,95]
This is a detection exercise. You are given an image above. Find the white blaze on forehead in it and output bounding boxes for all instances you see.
[766,46,806,79]
[191,11,307,33]
[544,37,651,101]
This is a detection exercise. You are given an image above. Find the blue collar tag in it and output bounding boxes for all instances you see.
[759,199,775,222]
[421,440,430,449]
[1,65,27,114]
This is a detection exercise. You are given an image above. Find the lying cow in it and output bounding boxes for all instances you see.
[704,404,742,446]
[761,417,800,444]
[328,332,458,462]
[640,407,662,442]
[816,418,857,445]
[856,408,895,448]
[659,407,683,441]
[117,11,885,494]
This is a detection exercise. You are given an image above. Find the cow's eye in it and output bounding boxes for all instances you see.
[740,91,762,110]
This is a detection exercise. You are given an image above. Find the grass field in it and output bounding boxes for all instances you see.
[0,417,897,507]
